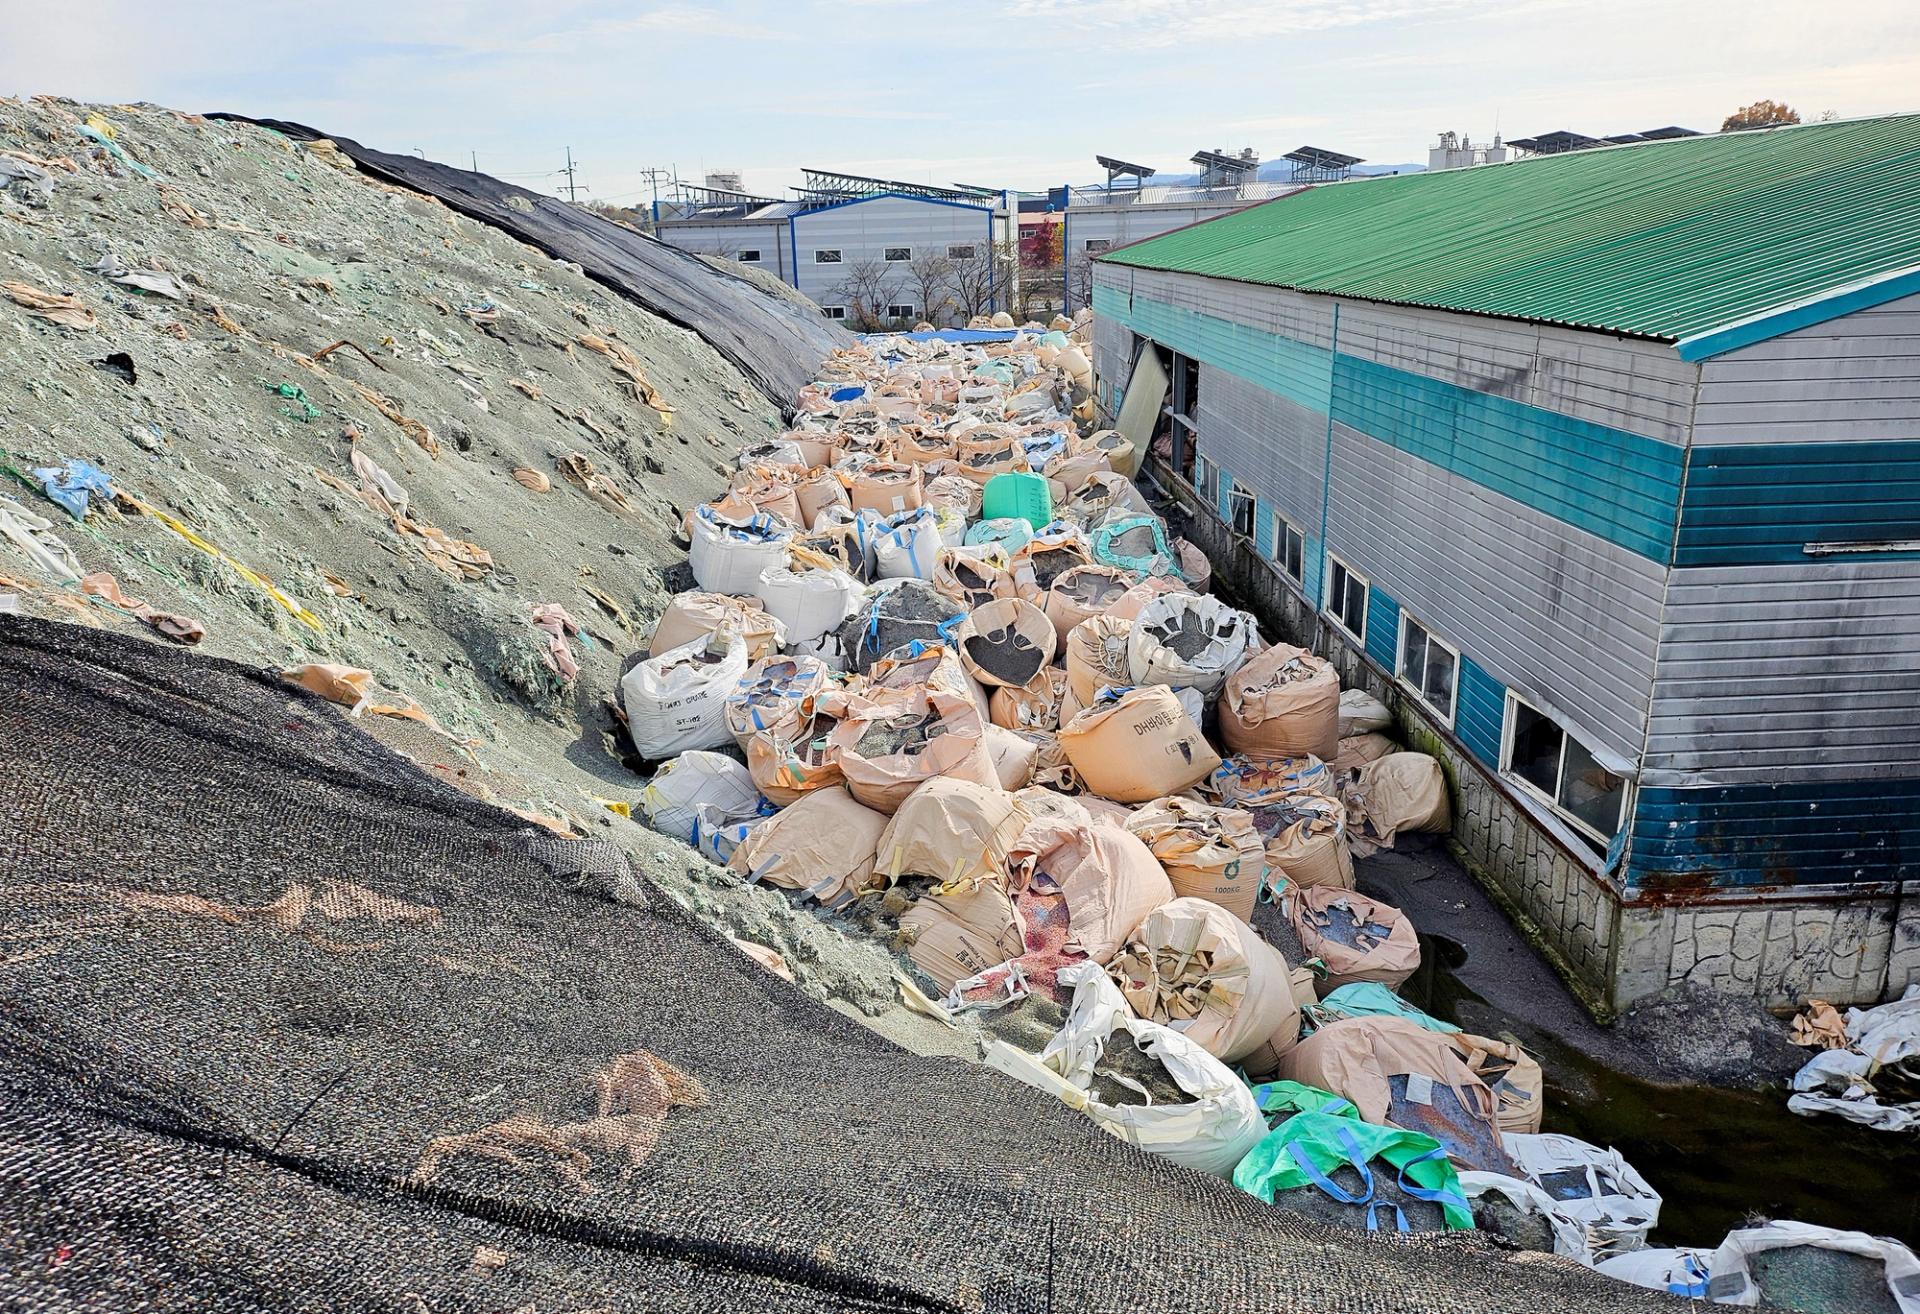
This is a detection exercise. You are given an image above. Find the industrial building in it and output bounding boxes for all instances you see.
[1092,115,1920,1012]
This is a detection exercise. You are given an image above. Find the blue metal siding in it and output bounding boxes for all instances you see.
[1254,501,1275,559]
[1675,440,1920,567]
[1091,285,1333,413]
[1628,777,1920,889]
[1455,659,1507,769]
[1363,586,1400,673]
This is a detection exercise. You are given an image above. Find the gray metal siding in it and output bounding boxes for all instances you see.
[1641,560,1920,786]
[791,197,992,324]
[656,220,790,282]
[1068,203,1239,256]
[1693,290,1920,445]
[1193,364,1326,534]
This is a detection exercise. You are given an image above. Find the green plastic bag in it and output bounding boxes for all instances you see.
[1234,1085,1475,1232]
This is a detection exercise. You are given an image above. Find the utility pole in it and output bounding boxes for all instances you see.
[560,147,581,203]
[470,150,478,174]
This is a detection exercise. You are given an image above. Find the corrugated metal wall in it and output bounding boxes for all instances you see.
[791,197,995,324]
[655,221,791,282]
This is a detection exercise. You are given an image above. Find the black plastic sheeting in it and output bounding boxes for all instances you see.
[209,115,849,409]
[0,616,1675,1314]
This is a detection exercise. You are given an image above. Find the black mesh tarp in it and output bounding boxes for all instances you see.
[208,115,849,409]
[0,617,1674,1313]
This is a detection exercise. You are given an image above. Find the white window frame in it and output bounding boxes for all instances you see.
[1084,238,1112,253]
[886,302,916,320]
[1192,452,1218,504]
[820,304,847,320]
[1396,612,1460,728]
[737,248,762,263]
[1323,553,1368,644]
[947,243,977,260]
[1228,485,1255,539]
[1498,692,1632,845]
[813,248,842,264]
[1272,514,1305,584]
[883,245,912,263]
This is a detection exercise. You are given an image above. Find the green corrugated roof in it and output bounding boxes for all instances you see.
[1099,115,1920,343]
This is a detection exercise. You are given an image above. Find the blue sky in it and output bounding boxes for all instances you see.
[5,0,1917,202]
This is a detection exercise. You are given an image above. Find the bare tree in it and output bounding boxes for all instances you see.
[1722,99,1801,132]
[906,252,956,327]
[830,259,907,331]
[945,240,1019,322]
[1068,253,1097,314]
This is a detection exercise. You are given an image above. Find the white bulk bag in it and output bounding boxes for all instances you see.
[1126,592,1259,700]
[621,632,751,758]
[873,507,945,580]
[1458,1171,1593,1263]
[755,564,862,647]
[983,962,1266,1179]
[1591,1247,1715,1299]
[638,750,764,845]
[691,506,792,595]
[1706,1220,1920,1311]
[1504,1132,1662,1263]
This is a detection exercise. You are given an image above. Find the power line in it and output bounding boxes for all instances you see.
[560,147,581,204]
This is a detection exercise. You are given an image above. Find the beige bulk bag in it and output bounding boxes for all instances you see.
[1065,614,1134,706]
[1064,472,1153,527]
[1288,886,1422,996]
[1008,819,1173,964]
[1339,688,1394,738]
[720,472,804,528]
[782,432,835,468]
[847,461,925,518]
[728,784,888,907]
[1054,344,1093,394]
[1450,1033,1545,1136]
[827,687,999,813]
[1220,643,1341,761]
[932,544,1014,611]
[1008,532,1093,604]
[1125,592,1259,700]
[647,591,786,661]
[983,724,1041,790]
[744,707,843,806]
[1106,897,1299,1068]
[1251,792,1354,892]
[989,311,1016,329]
[874,776,1028,891]
[724,655,832,747]
[1086,428,1139,479]
[1124,797,1267,923]
[1044,564,1132,642]
[956,597,1057,689]
[1058,686,1221,804]
[1106,575,1191,622]
[1174,538,1211,592]
[862,642,987,719]
[1330,732,1398,775]
[893,430,956,466]
[1044,449,1112,500]
[924,473,983,519]
[1014,786,1093,831]
[1346,752,1451,853]
[990,666,1072,733]
[898,882,1027,993]
[795,467,850,529]
[1075,792,1136,829]
[954,432,1029,486]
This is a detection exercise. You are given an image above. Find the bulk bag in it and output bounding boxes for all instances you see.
[1505,1132,1662,1263]
[893,430,955,466]
[744,706,843,806]
[1461,1172,1595,1261]
[794,467,850,529]
[862,641,987,719]
[1080,428,1139,479]
[1008,530,1093,603]
[1105,574,1191,622]
[1091,513,1178,577]
[1043,564,1131,642]
[983,723,1041,791]
[1043,448,1112,502]
[1058,685,1220,804]
[1064,614,1134,706]
[1235,1097,1474,1233]
[899,881,1027,993]
[847,461,925,518]
[1339,688,1394,737]
[925,473,983,520]
[1312,982,1460,1035]
[754,564,861,648]
[928,503,967,550]
[963,516,1033,555]
[1705,1221,1920,1312]
[956,597,1056,689]
[781,432,836,468]
[872,507,945,581]
[980,470,1054,529]
[1276,1016,1513,1174]
[875,776,1028,891]
[983,961,1266,1178]
[1344,752,1451,855]
[1007,818,1173,965]
[1205,754,1335,808]
[838,579,964,673]
[1250,791,1354,892]
[728,784,887,908]
[1126,592,1258,700]
[735,438,807,472]
[690,805,764,866]
[724,473,804,529]
[931,544,1014,611]
[990,667,1073,734]
[724,655,832,747]
[1123,797,1267,923]
[1330,732,1398,775]
[647,591,786,661]
[1219,643,1341,761]
[1449,1032,1545,1136]
[955,430,1028,485]
[1063,472,1152,527]
[1174,538,1211,592]
[1106,897,1299,1068]
[690,506,792,596]
[1288,887,1422,995]
[826,687,998,813]
[621,632,751,759]
[791,522,868,582]
[637,750,764,845]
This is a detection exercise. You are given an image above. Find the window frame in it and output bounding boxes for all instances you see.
[1192,453,1218,505]
[883,245,912,263]
[947,243,977,260]
[819,304,848,320]
[813,248,843,264]
[737,248,762,263]
[885,302,916,321]
[1228,485,1255,539]
[1084,238,1112,253]
[1395,612,1460,728]
[1323,553,1368,644]
[1498,692,1632,845]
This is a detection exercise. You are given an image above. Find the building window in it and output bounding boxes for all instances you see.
[948,243,977,260]
[1273,515,1305,584]
[1325,554,1368,642]
[820,305,847,320]
[1085,238,1112,252]
[737,248,761,263]
[884,246,912,263]
[1502,694,1631,844]
[1229,487,1255,538]
[886,303,916,320]
[1193,453,1218,505]
[1019,225,1038,240]
[1397,614,1459,725]
[814,249,842,264]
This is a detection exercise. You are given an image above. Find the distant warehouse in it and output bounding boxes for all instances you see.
[1092,115,1920,1012]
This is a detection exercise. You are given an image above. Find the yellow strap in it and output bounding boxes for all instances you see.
[126,495,323,633]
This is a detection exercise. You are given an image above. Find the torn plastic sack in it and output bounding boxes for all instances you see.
[1788,983,1920,1133]
[1062,472,1152,528]
[964,516,1033,555]
[899,881,1028,994]
[1058,685,1221,805]
[31,458,116,520]
[1126,592,1258,700]
[1092,513,1178,577]
[621,631,752,758]
[753,564,860,649]
[1309,983,1459,1035]
[983,723,1041,790]
[1288,886,1421,994]
[1219,643,1340,761]
[956,597,1056,689]
[1344,752,1451,856]
[724,655,832,747]
[1064,614,1134,706]
[872,506,945,581]
[862,641,987,719]
[874,776,1028,892]
[1205,754,1335,808]
[1249,792,1354,893]
[1706,1221,1920,1312]
[637,751,766,846]
[990,666,1073,734]
[983,962,1266,1178]
[1339,688,1394,737]
[690,505,792,596]
[744,706,843,806]
[1123,797,1266,924]
[837,579,964,674]
[1043,564,1131,642]
[924,473,982,520]
[1106,897,1299,1068]
[729,784,888,908]
[1462,1172,1594,1261]
[1008,818,1173,965]
[931,543,1014,611]
[826,686,998,813]
[1277,1017,1514,1174]
[0,494,83,582]
[1505,1132,1662,1263]
[648,590,786,661]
